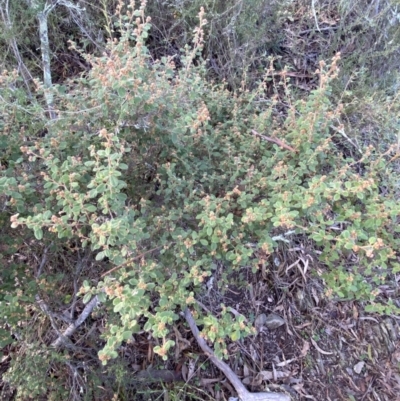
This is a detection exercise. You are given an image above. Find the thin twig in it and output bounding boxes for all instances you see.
[35,243,51,278]
[311,0,321,32]
[100,245,164,277]
[329,124,362,154]
[251,130,296,153]
[264,71,313,78]
[35,294,65,338]
[70,250,89,320]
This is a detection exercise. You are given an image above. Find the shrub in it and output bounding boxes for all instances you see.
[1,2,400,398]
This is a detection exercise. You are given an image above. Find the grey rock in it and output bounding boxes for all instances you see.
[353,361,365,374]
[264,313,285,330]
[255,313,267,332]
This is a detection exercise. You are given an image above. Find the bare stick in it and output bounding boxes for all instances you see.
[251,130,296,153]
[25,0,84,119]
[183,308,291,401]
[25,0,58,119]
[311,0,321,32]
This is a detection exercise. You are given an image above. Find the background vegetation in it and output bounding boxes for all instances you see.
[0,0,399,400]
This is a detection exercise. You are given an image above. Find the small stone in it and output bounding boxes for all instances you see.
[255,313,267,332]
[353,361,365,374]
[264,313,285,330]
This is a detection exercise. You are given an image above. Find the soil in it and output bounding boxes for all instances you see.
[1,250,399,401]
[192,255,400,401]
[125,251,400,401]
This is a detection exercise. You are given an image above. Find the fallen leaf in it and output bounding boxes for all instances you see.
[276,358,296,367]
[181,363,188,381]
[256,370,291,381]
[300,341,310,357]
[186,358,196,382]
[201,378,222,385]
[292,383,304,393]
[311,287,319,305]
[244,363,251,378]
[310,338,333,355]
[353,361,365,374]
[264,313,286,330]
[242,376,255,385]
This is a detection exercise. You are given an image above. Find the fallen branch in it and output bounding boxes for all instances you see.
[183,308,291,401]
[52,295,99,348]
[251,130,296,153]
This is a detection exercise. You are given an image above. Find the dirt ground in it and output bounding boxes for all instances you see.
[1,248,399,401]
[127,249,400,401]
[183,256,400,401]
[186,253,400,401]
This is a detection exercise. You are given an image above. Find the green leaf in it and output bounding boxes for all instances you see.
[82,293,92,304]
[88,189,98,198]
[117,87,126,97]
[114,301,124,313]
[97,292,106,303]
[344,242,354,250]
[110,175,119,187]
[122,331,132,340]
[34,227,43,240]
[85,204,97,212]
[230,330,240,341]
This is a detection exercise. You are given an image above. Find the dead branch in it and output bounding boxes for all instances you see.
[251,130,296,153]
[52,295,99,348]
[183,308,291,401]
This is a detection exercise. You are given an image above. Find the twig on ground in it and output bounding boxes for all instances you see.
[183,308,291,401]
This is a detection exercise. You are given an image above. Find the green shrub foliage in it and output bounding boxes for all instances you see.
[1,2,400,398]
